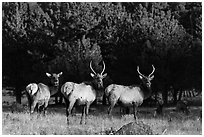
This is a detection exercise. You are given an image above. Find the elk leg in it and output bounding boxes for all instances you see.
[55,96,58,104]
[84,103,91,124]
[37,104,41,113]
[41,107,45,116]
[43,100,49,116]
[59,94,63,104]
[67,100,75,125]
[63,97,68,113]
[44,107,48,116]
[80,105,86,125]
[133,103,138,121]
[30,100,37,114]
[120,106,124,116]
[63,97,71,124]
[108,100,116,115]
[26,93,32,113]
[107,101,117,121]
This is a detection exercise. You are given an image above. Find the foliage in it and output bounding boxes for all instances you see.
[2,2,202,104]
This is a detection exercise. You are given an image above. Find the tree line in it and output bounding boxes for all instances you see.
[2,2,202,105]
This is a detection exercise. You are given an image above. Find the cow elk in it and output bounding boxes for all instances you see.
[25,72,62,115]
[46,72,63,104]
[61,61,107,124]
[105,65,155,120]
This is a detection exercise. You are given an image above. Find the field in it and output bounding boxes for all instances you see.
[2,88,202,135]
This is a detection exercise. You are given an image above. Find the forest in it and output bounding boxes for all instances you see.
[2,2,202,105]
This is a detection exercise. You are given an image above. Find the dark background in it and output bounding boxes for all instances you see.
[2,2,202,105]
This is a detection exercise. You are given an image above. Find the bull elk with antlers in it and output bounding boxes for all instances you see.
[105,65,155,120]
[61,61,107,124]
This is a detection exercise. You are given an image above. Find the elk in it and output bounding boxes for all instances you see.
[61,61,107,124]
[105,65,155,120]
[46,72,63,104]
[25,72,62,114]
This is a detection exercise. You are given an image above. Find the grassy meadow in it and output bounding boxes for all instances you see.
[2,89,202,135]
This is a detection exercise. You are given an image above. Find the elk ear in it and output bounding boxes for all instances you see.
[46,73,51,77]
[58,72,63,77]
[103,73,107,78]
[139,75,143,79]
[90,73,95,78]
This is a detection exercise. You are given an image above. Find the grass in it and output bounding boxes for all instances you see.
[2,111,129,135]
[2,89,202,135]
[2,106,202,135]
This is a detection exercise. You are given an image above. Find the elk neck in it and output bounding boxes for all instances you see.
[139,82,152,100]
[48,83,60,96]
[84,80,104,92]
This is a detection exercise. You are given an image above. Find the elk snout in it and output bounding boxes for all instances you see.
[98,82,104,89]
[54,81,59,86]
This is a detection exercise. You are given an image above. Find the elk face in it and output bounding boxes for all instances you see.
[46,72,63,86]
[90,61,107,89]
[137,65,155,88]
[91,73,107,88]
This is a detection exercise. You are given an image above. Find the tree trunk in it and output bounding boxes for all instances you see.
[173,88,178,105]
[15,86,22,104]
[55,96,58,104]
[102,94,108,105]
[189,13,194,36]
[154,89,158,105]
[178,90,183,101]
[14,73,23,104]
[59,95,63,104]
[162,87,168,105]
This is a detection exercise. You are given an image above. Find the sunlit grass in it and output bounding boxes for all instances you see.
[2,108,202,135]
[2,89,202,135]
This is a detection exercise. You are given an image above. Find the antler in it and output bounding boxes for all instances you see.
[137,66,145,77]
[101,61,106,75]
[148,65,155,77]
[90,61,96,74]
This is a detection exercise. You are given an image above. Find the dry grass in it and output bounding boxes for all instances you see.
[2,106,202,135]
[2,89,202,135]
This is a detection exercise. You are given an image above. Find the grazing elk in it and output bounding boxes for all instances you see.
[61,61,107,124]
[25,72,62,115]
[105,65,155,120]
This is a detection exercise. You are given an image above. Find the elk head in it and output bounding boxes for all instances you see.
[137,65,155,88]
[90,61,107,89]
[46,72,63,86]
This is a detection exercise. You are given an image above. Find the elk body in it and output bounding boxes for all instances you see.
[25,72,62,114]
[61,61,107,124]
[105,65,155,120]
